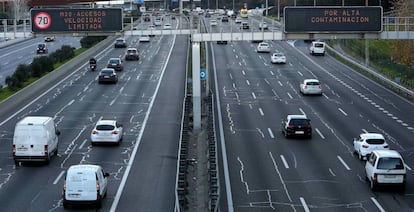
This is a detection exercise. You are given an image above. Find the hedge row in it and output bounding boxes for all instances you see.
[5,45,75,90]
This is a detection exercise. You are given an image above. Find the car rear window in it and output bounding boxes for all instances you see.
[101,70,113,74]
[366,139,385,144]
[289,119,309,126]
[377,157,404,170]
[306,81,320,86]
[110,59,119,64]
[128,50,137,53]
[314,43,324,47]
[96,125,115,131]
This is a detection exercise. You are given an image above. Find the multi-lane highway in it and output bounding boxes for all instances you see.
[0,12,413,212]
[209,16,414,211]
[0,17,188,211]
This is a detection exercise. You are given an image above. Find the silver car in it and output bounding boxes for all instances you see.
[299,79,322,95]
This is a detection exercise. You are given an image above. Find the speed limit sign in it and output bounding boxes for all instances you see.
[34,12,52,30]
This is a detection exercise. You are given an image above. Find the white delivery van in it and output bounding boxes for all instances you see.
[309,41,326,56]
[12,116,60,166]
[63,164,109,209]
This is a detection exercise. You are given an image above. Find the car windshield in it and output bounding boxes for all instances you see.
[96,125,115,130]
[116,39,124,43]
[366,139,385,144]
[290,119,309,126]
[38,44,45,48]
[128,50,137,54]
[377,157,404,170]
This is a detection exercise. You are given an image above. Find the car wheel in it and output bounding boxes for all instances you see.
[14,160,20,167]
[370,179,377,191]
[400,183,406,192]
[54,146,58,156]
[91,142,96,146]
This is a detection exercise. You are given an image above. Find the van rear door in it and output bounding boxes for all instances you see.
[14,126,47,157]
[65,171,97,201]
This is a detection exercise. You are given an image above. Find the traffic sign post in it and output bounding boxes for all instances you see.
[200,69,206,81]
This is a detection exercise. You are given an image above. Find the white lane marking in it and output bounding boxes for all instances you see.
[338,108,348,116]
[370,197,386,212]
[252,92,256,99]
[329,168,336,176]
[78,139,88,149]
[299,108,306,116]
[229,73,233,80]
[269,152,293,202]
[337,156,351,170]
[300,197,310,212]
[315,128,325,139]
[405,164,412,171]
[246,80,250,85]
[362,129,368,133]
[233,83,236,89]
[53,171,65,185]
[264,78,270,85]
[267,128,274,139]
[280,155,289,169]
[237,157,250,194]
[258,108,264,116]
[297,71,303,76]
[110,29,180,211]
[270,70,275,76]
[242,70,246,75]
[278,81,283,86]
[287,92,293,99]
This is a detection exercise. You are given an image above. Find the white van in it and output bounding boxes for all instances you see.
[63,164,109,209]
[12,116,60,166]
[365,150,406,191]
[309,41,326,56]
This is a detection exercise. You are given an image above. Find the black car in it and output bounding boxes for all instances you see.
[216,40,228,45]
[107,58,123,71]
[114,38,127,48]
[143,14,151,22]
[281,115,312,139]
[36,43,48,54]
[221,16,229,22]
[98,68,118,84]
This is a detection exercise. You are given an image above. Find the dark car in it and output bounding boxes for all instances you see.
[281,115,312,139]
[216,40,228,45]
[107,58,123,71]
[221,16,229,22]
[143,14,151,22]
[98,68,118,84]
[114,38,127,48]
[36,43,48,54]
[125,48,139,61]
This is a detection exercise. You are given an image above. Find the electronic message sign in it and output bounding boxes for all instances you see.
[31,8,123,33]
[284,6,382,33]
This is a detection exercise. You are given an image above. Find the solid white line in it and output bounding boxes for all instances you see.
[258,108,264,116]
[211,33,234,212]
[53,171,65,185]
[280,155,289,169]
[110,31,178,211]
[370,197,386,212]
[337,156,351,170]
[267,128,274,139]
[300,197,310,212]
[315,128,325,139]
[338,108,348,116]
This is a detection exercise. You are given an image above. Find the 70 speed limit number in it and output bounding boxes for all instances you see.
[34,12,52,30]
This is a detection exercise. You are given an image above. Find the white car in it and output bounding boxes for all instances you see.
[258,22,268,30]
[139,35,150,42]
[299,79,322,95]
[154,19,162,26]
[271,52,286,64]
[91,120,123,145]
[256,42,270,53]
[210,19,218,26]
[163,23,172,29]
[354,133,389,160]
[365,150,406,191]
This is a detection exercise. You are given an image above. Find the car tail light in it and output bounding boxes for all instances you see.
[318,85,322,89]
[373,173,378,180]
[362,145,369,148]
[287,125,294,129]
[12,145,16,156]
[304,85,307,89]
[112,131,119,135]
[44,145,48,155]
[96,182,101,199]
[92,130,98,134]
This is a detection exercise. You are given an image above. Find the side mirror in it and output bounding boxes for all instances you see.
[104,172,110,177]
[56,130,61,136]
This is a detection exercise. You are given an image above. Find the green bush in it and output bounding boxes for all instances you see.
[14,64,31,82]
[49,45,75,63]
[5,75,22,90]
[31,56,54,77]
[80,36,106,48]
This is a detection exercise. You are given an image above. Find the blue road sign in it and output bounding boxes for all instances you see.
[200,69,206,81]
[137,0,144,4]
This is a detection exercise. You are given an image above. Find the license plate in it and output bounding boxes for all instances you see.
[295,131,304,134]
[104,76,110,78]
[384,175,396,179]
